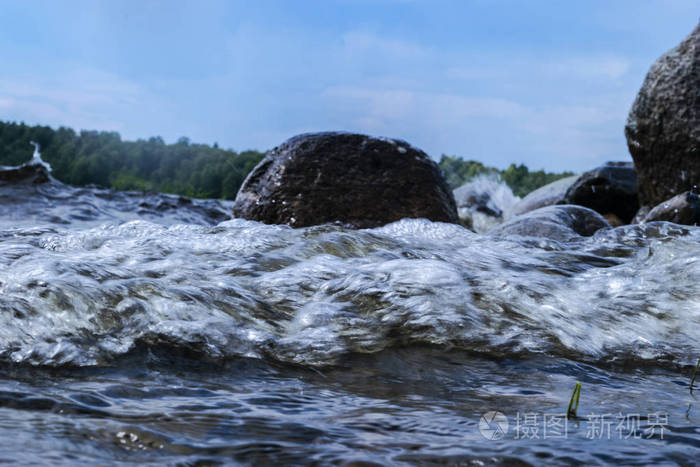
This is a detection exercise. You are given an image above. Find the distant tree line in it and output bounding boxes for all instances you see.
[0,121,264,199]
[0,121,573,199]
[438,155,575,198]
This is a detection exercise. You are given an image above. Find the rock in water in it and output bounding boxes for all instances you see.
[488,205,610,241]
[232,132,459,228]
[625,23,700,208]
[560,161,638,224]
[509,175,578,217]
[0,163,51,184]
[642,191,700,225]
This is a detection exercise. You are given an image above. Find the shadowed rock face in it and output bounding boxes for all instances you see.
[488,205,610,241]
[625,22,700,208]
[232,132,459,228]
[642,191,700,225]
[560,161,638,224]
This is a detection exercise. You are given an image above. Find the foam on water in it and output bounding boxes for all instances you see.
[1,212,698,367]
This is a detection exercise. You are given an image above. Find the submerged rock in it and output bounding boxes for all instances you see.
[232,132,459,228]
[488,205,610,241]
[642,191,700,225]
[509,175,578,217]
[625,23,700,208]
[560,161,638,224]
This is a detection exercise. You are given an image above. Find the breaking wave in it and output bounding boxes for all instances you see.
[0,173,698,367]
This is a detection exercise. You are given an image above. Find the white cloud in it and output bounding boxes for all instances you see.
[320,82,631,171]
[0,67,164,134]
[543,56,631,81]
[315,28,637,170]
[323,86,525,123]
[446,55,631,83]
[341,31,431,59]
[0,20,637,171]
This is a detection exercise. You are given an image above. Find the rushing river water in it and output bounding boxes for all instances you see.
[0,152,699,465]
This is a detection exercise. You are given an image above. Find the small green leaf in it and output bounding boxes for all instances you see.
[567,382,582,418]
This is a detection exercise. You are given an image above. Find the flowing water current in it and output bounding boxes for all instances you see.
[0,152,699,465]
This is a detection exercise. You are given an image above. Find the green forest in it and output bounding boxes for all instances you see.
[0,121,573,199]
[0,121,264,199]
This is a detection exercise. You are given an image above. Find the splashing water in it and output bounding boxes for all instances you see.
[29,141,52,172]
[1,215,698,368]
[453,175,520,232]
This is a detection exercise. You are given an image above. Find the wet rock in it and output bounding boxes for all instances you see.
[232,132,459,228]
[642,191,700,225]
[509,176,578,217]
[488,205,610,241]
[453,175,519,233]
[625,23,700,208]
[560,161,638,224]
[0,163,50,184]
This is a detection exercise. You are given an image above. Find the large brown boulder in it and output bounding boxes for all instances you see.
[625,22,700,208]
[232,132,459,228]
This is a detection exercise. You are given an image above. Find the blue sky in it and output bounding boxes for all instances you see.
[0,1,698,172]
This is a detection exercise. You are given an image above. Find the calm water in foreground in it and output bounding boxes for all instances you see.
[0,157,698,465]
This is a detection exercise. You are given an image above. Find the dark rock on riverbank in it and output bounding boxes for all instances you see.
[510,176,578,217]
[642,191,700,225]
[625,23,700,208]
[489,205,610,241]
[232,132,459,228]
[0,163,51,184]
[560,161,638,224]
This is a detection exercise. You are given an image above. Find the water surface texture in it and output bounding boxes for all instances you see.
[0,156,699,465]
